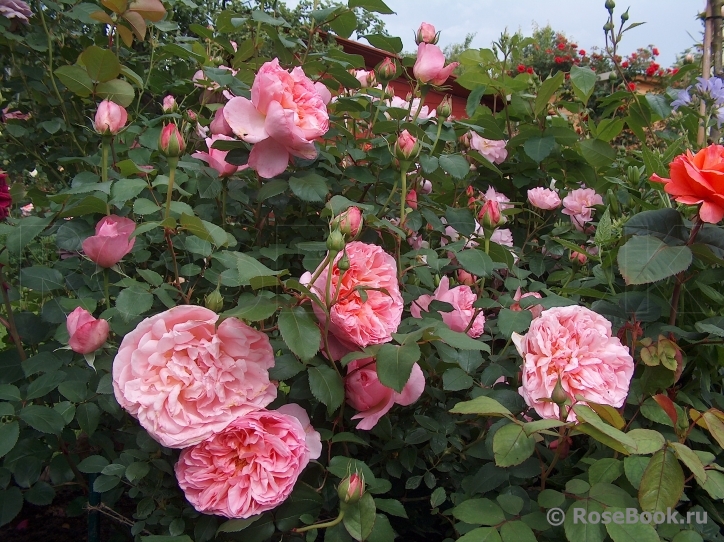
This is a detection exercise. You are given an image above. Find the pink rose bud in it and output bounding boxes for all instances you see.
[66,307,109,355]
[436,95,452,118]
[416,22,439,45]
[376,57,398,83]
[413,43,459,86]
[94,100,128,135]
[338,472,365,504]
[82,215,136,268]
[479,199,505,229]
[209,108,233,136]
[570,248,588,265]
[406,189,418,210]
[333,206,362,238]
[162,95,176,113]
[326,229,346,252]
[395,130,420,161]
[186,110,198,122]
[159,123,186,157]
[353,69,376,88]
[457,269,476,286]
[419,179,432,194]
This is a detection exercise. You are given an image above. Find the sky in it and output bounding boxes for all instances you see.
[298,0,704,67]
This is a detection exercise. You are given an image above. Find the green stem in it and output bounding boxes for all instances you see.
[377,178,399,218]
[294,511,344,534]
[101,138,111,215]
[221,179,227,228]
[164,157,179,221]
[103,269,110,311]
[411,87,428,123]
[0,264,27,361]
[431,117,444,151]
[400,168,408,225]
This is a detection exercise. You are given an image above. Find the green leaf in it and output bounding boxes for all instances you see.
[308,365,345,414]
[0,487,23,527]
[588,458,623,485]
[670,442,706,482]
[278,306,320,361]
[236,253,280,283]
[450,396,512,416]
[76,402,101,436]
[376,341,421,393]
[25,371,67,400]
[702,470,724,499]
[93,474,121,492]
[605,515,661,542]
[523,136,556,162]
[342,492,376,541]
[570,65,597,104]
[534,71,565,117]
[328,457,375,485]
[538,489,565,508]
[496,494,523,515]
[19,405,66,434]
[275,483,323,531]
[20,266,65,292]
[702,411,724,449]
[430,487,446,508]
[452,498,505,526]
[497,308,532,339]
[565,499,605,542]
[289,174,329,202]
[363,34,402,53]
[493,423,535,467]
[116,287,154,322]
[458,528,502,542]
[216,516,260,535]
[77,455,110,474]
[500,521,536,542]
[434,326,489,351]
[442,367,473,391]
[0,422,19,459]
[617,235,692,285]
[328,9,357,38]
[596,118,625,142]
[438,154,470,179]
[348,0,394,14]
[445,207,476,237]
[6,216,52,255]
[578,139,616,168]
[81,45,121,82]
[96,78,135,107]
[466,85,487,117]
[25,481,55,506]
[572,406,636,451]
[125,461,150,482]
[374,498,407,518]
[456,248,494,277]
[645,94,671,119]
[638,448,684,513]
[223,294,278,322]
[55,65,94,97]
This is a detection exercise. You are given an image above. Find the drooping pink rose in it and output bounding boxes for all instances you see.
[562,187,603,231]
[416,22,438,45]
[175,407,320,518]
[528,187,562,210]
[413,43,459,86]
[82,215,136,268]
[345,358,425,430]
[510,288,543,319]
[94,100,127,135]
[0,171,10,220]
[305,241,403,350]
[192,135,245,178]
[0,0,32,23]
[469,133,508,164]
[2,107,30,121]
[512,306,634,421]
[209,108,233,136]
[410,276,486,338]
[223,59,329,179]
[113,306,276,448]
[66,307,109,355]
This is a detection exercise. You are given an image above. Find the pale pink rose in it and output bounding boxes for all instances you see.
[306,241,403,350]
[94,100,127,135]
[209,108,233,136]
[457,269,476,286]
[510,288,543,319]
[512,306,634,421]
[230,40,238,52]
[479,199,503,229]
[82,215,136,268]
[162,95,176,113]
[192,135,245,178]
[469,133,507,164]
[2,107,30,121]
[332,206,362,237]
[353,69,376,88]
[113,306,276,448]
[416,22,437,44]
[0,0,32,22]
[528,187,561,210]
[483,186,512,210]
[175,407,320,518]
[562,187,603,231]
[314,81,332,105]
[223,59,329,179]
[276,404,323,459]
[413,43,459,85]
[570,248,588,264]
[66,307,109,355]
[491,228,514,247]
[386,96,435,120]
[419,179,433,194]
[20,203,33,216]
[410,276,485,338]
[345,358,425,430]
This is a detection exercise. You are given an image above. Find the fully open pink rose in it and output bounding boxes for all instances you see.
[113,306,276,448]
[82,215,136,268]
[192,135,245,178]
[413,43,459,85]
[175,407,320,518]
[345,358,425,430]
[562,187,603,231]
[306,242,403,351]
[411,276,485,338]
[66,307,109,354]
[223,58,329,179]
[510,288,543,319]
[209,108,233,136]
[528,187,562,210]
[469,133,508,164]
[512,306,634,421]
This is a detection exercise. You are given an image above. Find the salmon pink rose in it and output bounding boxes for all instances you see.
[305,242,403,350]
[113,306,276,448]
[562,187,603,231]
[512,306,634,421]
[468,133,508,164]
[192,135,245,178]
[651,144,724,223]
[410,276,485,338]
[82,215,136,268]
[528,187,562,210]
[223,58,329,179]
[66,307,109,354]
[413,43,459,85]
[175,406,320,518]
[345,358,425,430]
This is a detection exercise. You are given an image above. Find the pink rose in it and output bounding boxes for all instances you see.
[457,269,476,286]
[395,129,420,160]
[192,135,245,178]
[528,187,562,210]
[469,133,508,164]
[413,43,459,86]
[209,108,233,136]
[66,307,109,354]
[158,123,186,157]
[332,206,362,237]
[510,288,543,319]
[94,100,127,135]
[223,59,329,179]
[162,95,176,113]
[406,189,418,210]
[353,69,376,88]
[512,306,634,421]
[0,171,10,220]
[416,22,438,45]
[0,0,32,23]
[113,306,276,448]
[483,186,512,210]
[410,276,486,338]
[419,179,433,194]
[314,82,333,105]
[562,187,603,231]
[306,241,403,350]
[175,407,320,518]
[345,358,425,430]
[82,215,136,268]
[491,228,514,247]
[479,199,504,229]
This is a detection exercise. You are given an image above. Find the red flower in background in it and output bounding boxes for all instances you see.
[621,61,629,68]
[557,42,565,50]
[652,47,660,56]
[517,64,525,73]
[0,171,11,220]
[579,49,586,56]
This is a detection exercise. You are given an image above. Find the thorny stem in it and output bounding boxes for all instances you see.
[669,215,704,326]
